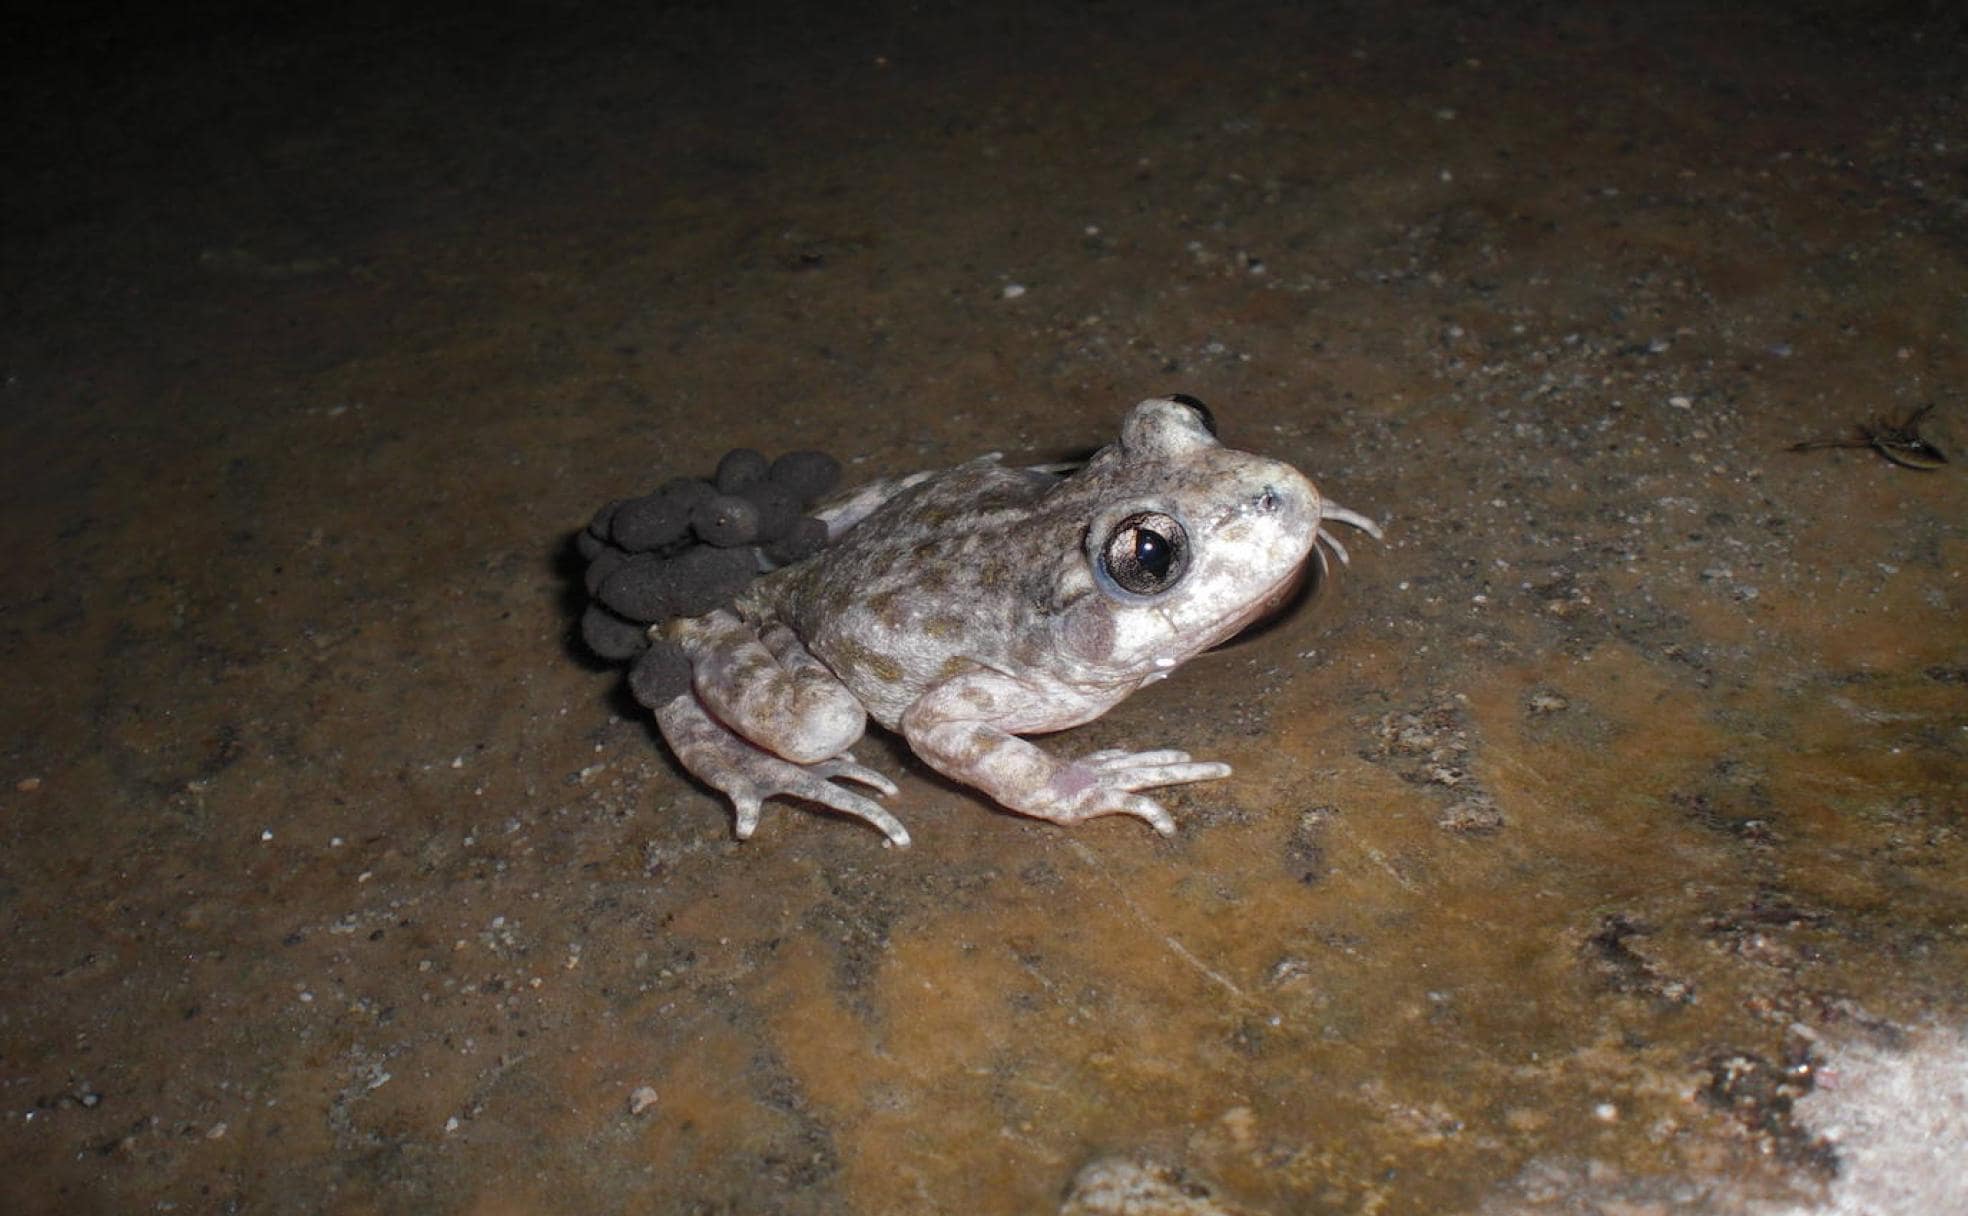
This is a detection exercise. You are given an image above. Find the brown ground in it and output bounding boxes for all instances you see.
[3,2,1964,1213]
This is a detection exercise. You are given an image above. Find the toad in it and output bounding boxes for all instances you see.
[648,396,1379,847]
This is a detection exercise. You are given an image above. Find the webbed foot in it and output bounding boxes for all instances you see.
[1043,748,1232,835]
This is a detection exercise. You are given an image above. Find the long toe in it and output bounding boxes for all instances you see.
[732,792,763,840]
[813,756,901,797]
[1085,748,1195,771]
[782,770,912,847]
[1115,759,1232,789]
[1103,792,1176,835]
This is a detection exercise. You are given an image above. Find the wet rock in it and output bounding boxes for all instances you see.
[1060,1158,1250,1216]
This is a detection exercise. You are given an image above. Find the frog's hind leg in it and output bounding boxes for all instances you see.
[654,694,908,846]
[668,610,866,764]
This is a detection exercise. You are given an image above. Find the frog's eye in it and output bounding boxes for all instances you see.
[1101,511,1189,595]
[1166,393,1218,436]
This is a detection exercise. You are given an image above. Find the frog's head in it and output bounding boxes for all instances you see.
[1052,396,1335,679]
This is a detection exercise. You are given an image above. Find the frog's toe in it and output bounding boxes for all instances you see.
[714,759,907,846]
[1032,749,1233,835]
[1080,748,1233,790]
[713,761,908,846]
[715,760,909,846]
[1039,787,1177,835]
[777,769,912,848]
[1109,793,1178,836]
[680,766,774,840]
[812,753,901,797]
[731,790,765,840]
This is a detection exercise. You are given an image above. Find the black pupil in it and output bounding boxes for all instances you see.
[1167,393,1217,436]
[1103,511,1186,594]
[1134,528,1172,578]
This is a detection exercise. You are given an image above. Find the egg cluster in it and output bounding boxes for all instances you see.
[576,446,841,707]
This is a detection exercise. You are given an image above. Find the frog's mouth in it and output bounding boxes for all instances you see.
[1209,499,1384,650]
[1208,559,1318,649]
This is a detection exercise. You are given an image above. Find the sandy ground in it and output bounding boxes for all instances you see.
[3,2,1964,1213]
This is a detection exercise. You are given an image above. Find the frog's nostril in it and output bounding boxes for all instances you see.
[1257,486,1281,513]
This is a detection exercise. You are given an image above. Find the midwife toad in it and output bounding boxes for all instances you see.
[652,396,1380,846]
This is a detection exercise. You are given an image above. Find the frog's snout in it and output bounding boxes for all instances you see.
[1216,468,1320,574]
[1247,478,1317,545]
[1241,464,1320,531]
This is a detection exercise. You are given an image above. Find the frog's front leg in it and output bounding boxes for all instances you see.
[656,610,908,845]
[898,668,1230,835]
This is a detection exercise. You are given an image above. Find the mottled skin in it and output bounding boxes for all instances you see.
[653,397,1380,846]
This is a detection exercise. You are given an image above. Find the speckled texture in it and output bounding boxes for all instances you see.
[2,2,1964,1214]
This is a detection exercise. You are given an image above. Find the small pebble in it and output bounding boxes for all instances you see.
[583,545,631,596]
[654,476,717,511]
[691,494,760,547]
[713,448,770,493]
[586,498,624,541]
[581,604,651,661]
[576,444,845,673]
[628,641,692,707]
[661,545,758,617]
[597,553,680,622]
[763,516,829,566]
[739,481,800,542]
[612,493,693,552]
[769,450,841,501]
